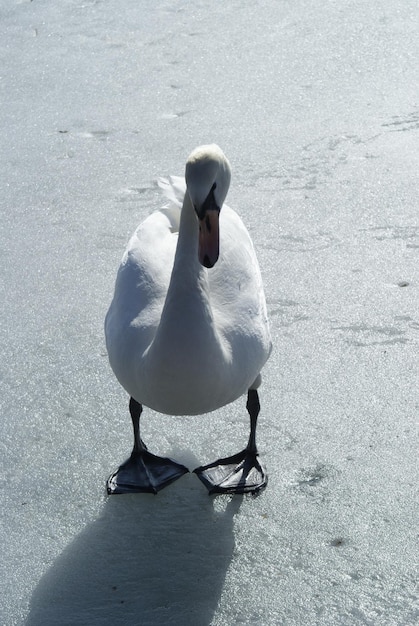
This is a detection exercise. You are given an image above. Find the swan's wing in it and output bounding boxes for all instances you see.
[105,179,185,396]
[108,177,186,324]
[105,192,182,353]
[209,205,272,367]
[104,209,177,395]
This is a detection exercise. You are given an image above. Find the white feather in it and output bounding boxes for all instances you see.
[105,145,272,416]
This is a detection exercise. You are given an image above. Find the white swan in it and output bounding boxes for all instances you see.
[105,145,272,495]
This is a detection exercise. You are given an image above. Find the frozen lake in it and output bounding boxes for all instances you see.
[1,1,418,624]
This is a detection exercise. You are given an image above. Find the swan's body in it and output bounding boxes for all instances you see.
[105,178,271,416]
[105,145,272,495]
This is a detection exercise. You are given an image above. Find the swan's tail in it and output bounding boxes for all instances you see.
[157,176,186,232]
[158,176,186,209]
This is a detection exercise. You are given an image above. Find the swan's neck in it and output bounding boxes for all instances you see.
[153,192,213,347]
[173,189,202,273]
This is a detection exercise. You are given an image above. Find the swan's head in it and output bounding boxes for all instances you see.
[185,144,231,268]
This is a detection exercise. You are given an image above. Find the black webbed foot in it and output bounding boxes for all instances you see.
[194,389,268,495]
[107,397,189,495]
[107,449,189,495]
[194,448,267,495]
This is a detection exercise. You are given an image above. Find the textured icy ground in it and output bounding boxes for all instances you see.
[1,1,418,624]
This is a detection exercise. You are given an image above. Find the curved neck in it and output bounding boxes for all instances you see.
[152,192,212,345]
[173,190,200,267]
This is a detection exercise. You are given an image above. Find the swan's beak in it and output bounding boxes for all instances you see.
[198,209,219,268]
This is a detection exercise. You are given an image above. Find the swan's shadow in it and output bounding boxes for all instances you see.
[26,474,240,626]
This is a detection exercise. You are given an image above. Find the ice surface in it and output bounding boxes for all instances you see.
[1,0,418,624]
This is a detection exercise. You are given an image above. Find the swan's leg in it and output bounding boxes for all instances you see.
[193,389,268,495]
[107,398,189,495]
